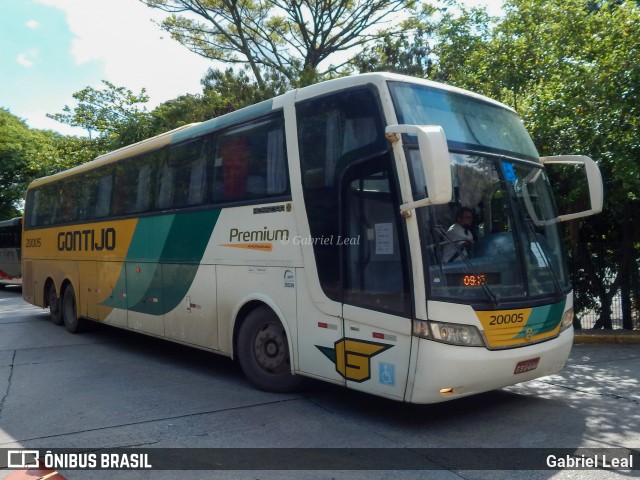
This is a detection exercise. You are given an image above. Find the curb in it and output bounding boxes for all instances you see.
[573,330,640,344]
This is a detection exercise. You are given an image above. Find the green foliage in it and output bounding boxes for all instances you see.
[140,0,416,89]
[430,0,640,327]
[0,109,100,217]
[47,80,152,141]
[0,109,32,217]
[201,68,289,107]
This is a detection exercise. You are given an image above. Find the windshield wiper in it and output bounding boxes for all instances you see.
[435,226,499,307]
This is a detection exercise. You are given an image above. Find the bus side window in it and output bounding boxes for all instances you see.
[95,173,113,218]
[220,137,248,201]
[157,139,211,210]
[57,180,80,224]
[296,87,388,302]
[29,188,57,227]
[212,114,288,204]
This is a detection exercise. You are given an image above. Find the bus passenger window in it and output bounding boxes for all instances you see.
[28,187,59,227]
[220,138,248,200]
[158,139,208,209]
[212,115,288,203]
[95,174,113,218]
[57,180,80,224]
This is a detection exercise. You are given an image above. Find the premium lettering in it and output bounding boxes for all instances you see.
[57,228,116,252]
[229,227,289,242]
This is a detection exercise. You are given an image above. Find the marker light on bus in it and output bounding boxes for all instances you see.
[560,308,574,333]
[413,320,484,347]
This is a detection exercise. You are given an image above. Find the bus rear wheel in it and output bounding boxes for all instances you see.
[62,284,86,333]
[48,283,63,325]
[237,307,302,393]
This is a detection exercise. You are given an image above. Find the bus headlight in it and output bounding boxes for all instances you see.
[413,320,484,347]
[559,308,574,333]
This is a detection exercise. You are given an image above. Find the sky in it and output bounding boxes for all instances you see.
[0,0,504,136]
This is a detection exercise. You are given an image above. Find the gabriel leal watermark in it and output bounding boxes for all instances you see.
[546,453,634,469]
[280,235,361,246]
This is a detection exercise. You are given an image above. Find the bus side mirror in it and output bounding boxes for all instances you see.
[385,125,452,214]
[541,155,603,222]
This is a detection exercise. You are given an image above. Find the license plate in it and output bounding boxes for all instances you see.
[514,357,540,374]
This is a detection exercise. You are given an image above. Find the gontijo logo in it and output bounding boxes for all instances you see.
[57,227,116,252]
[316,338,393,382]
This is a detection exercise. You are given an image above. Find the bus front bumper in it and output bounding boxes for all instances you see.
[407,328,574,404]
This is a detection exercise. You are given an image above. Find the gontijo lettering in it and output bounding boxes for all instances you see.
[58,228,116,251]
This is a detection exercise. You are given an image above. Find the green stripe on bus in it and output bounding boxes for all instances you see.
[101,209,221,315]
[515,299,565,339]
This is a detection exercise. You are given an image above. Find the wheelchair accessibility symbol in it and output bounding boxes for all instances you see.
[378,362,396,386]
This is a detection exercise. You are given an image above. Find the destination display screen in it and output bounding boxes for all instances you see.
[445,272,501,287]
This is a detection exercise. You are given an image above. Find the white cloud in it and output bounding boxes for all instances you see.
[37,0,212,108]
[16,50,38,68]
[26,19,40,29]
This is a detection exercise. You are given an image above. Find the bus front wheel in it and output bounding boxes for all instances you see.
[62,284,86,334]
[237,307,302,393]
[48,283,63,325]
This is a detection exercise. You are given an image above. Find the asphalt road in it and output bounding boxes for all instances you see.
[0,286,638,480]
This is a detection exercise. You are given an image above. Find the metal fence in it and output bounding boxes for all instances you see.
[576,293,628,329]
[569,242,639,330]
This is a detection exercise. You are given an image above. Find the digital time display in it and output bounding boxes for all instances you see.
[445,273,501,287]
[463,274,487,286]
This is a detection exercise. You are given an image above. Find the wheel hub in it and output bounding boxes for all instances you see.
[254,323,287,372]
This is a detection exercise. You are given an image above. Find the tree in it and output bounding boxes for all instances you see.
[0,109,33,217]
[0,109,95,218]
[47,80,152,143]
[147,67,288,135]
[354,17,435,77]
[429,0,640,328]
[140,0,415,89]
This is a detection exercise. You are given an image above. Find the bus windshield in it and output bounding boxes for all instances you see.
[388,81,539,161]
[387,82,570,306]
[417,153,570,305]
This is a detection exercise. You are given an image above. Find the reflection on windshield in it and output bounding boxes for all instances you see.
[418,153,570,305]
[388,81,540,161]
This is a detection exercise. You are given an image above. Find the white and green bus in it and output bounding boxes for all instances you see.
[22,73,602,403]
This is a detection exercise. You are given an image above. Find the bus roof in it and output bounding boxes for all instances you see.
[27,72,516,189]
[0,217,22,228]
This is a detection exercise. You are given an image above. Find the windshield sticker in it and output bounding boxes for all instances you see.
[502,162,517,183]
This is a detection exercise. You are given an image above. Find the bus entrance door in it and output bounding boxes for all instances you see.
[339,166,412,401]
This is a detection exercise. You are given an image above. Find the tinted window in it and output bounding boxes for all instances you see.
[297,88,386,189]
[297,87,407,310]
[158,139,210,210]
[212,116,288,202]
[25,112,289,228]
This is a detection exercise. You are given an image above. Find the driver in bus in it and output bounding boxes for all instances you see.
[442,207,475,263]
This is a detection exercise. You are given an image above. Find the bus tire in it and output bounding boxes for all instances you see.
[62,284,85,334]
[237,306,302,393]
[48,283,63,325]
